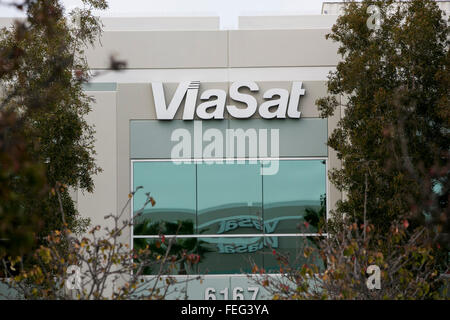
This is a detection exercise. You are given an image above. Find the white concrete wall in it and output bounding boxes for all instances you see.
[85,28,339,69]
[101,16,220,31]
[239,15,338,29]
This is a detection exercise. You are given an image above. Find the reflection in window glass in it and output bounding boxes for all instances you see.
[263,160,326,234]
[133,162,196,235]
[197,237,264,274]
[263,236,324,273]
[133,238,200,275]
[197,162,262,235]
[131,159,327,275]
[134,236,324,275]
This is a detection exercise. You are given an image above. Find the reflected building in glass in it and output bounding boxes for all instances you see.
[132,158,327,275]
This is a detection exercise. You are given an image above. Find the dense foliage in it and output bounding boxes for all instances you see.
[253,218,447,299]
[1,191,196,300]
[0,0,107,257]
[251,0,449,300]
[316,0,449,251]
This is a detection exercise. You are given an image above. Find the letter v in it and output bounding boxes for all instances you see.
[152,82,190,119]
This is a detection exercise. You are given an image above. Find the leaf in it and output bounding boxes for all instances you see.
[402,220,409,229]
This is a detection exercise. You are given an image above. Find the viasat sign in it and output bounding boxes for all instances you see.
[152,81,306,120]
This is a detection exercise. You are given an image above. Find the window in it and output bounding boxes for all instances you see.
[263,160,326,234]
[133,161,196,235]
[132,159,326,275]
[197,161,262,235]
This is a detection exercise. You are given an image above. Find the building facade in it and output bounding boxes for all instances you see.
[1,0,449,301]
[69,13,346,299]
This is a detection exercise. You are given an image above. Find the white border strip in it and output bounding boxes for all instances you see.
[133,233,327,238]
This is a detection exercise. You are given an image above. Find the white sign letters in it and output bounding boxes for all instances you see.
[152,81,305,120]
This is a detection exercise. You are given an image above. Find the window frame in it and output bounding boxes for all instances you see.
[130,157,329,276]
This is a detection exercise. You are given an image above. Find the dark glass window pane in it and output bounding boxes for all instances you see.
[263,236,324,273]
[197,237,264,274]
[133,161,196,235]
[133,238,200,275]
[197,161,263,235]
[263,160,326,234]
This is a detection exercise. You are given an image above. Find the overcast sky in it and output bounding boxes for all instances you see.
[0,0,343,29]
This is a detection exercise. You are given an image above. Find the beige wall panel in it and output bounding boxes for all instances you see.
[86,31,228,69]
[116,84,153,235]
[89,67,334,83]
[228,29,340,67]
[101,17,220,31]
[327,98,342,214]
[0,18,17,28]
[238,15,337,29]
[227,66,335,82]
[77,91,117,230]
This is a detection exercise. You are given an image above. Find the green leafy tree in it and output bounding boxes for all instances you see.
[316,0,449,250]
[0,0,108,257]
[250,0,450,300]
[0,111,47,257]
